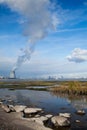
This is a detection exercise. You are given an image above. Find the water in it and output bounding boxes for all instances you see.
[0,89,74,113]
[0,88,87,129]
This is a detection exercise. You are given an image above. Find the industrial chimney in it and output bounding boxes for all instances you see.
[10,71,16,79]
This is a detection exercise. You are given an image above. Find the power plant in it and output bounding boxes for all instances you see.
[10,70,16,79]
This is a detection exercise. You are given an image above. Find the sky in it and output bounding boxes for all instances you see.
[0,0,87,79]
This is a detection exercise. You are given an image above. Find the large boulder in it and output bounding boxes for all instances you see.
[33,118,44,125]
[34,116,48,125]
[14,105,27,112]
[25,116,48,125]
[35,114,40,117]
[24,108,42,114]
[39,116,48,122]
[8,105,15,112]
[2,104,10,113]
[59,113,71,118]
[45,114,53,118]
[51,116,70,127]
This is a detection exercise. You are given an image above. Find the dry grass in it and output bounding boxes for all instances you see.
[0,80,87,95]
[0,80,57,89]
[50,81,87,95]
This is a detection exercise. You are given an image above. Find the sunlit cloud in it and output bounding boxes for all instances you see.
[67,48,87,63]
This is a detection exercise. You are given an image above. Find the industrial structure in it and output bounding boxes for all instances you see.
[9,70,16,79]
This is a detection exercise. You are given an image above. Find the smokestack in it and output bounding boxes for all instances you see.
[10,71,16,79]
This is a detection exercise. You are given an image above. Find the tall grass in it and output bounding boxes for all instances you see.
[50,81,87,95]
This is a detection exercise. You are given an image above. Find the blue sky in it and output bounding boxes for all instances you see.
[0,0,87,79]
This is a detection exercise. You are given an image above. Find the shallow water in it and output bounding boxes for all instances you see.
[0,88,87,129]
[0,88,74,113]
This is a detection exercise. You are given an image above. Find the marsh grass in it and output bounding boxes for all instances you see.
[0,80,87,95]
[50,81,87,95]
[0,80,58,89]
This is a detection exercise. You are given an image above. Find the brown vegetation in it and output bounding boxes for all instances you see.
[50,81,87,95]
[0,80,87,95]
[0,80,57,89]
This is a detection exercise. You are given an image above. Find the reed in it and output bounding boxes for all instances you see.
[50,81,87,95]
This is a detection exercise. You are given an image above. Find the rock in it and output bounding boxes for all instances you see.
[14,112,24,119]
[2,104,10,113]
[51,116,70,127]
[76,110,85,115]
[39,116,48,122]
[8,105,15,112]
[27,116,48,125]
[59,113,71,118]
[32,118,44,125]
[24,108,42,114]
[8,99,13,102]
[35,119,44,125]
[14,105,27,112]
[1,99,5,102]
[0,102,3,106]
[40,110,44,114]
[75,120,80,123]
[35,114,40,117]
[24,117,43,125]
[45,114,53,118]
[22,117,53,130]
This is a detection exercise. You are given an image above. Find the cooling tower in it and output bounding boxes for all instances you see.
[10,71,16,79]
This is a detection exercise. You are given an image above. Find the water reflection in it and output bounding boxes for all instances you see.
[1,88,87,112]
[0,88,87,129]
[16,92,33,107]
[50,91,87,110]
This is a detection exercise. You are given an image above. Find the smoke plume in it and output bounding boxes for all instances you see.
[0,0,58,71]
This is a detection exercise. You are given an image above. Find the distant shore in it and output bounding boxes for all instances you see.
[0,80,87,95]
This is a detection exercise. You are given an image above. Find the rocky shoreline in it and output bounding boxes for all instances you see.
[0,98,71,130]
[0,98,86,130]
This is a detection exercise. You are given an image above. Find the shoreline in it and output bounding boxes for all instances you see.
[0,107,52,130]
[0,81,87,130]
[0,94,87,130]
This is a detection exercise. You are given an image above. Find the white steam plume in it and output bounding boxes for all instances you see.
[13,43,35,71]
[0,0,58,71]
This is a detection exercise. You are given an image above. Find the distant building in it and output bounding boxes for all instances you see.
[48,76,56,80]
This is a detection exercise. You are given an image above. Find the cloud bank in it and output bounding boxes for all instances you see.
[67,48,87,63]
[0,0,58,71]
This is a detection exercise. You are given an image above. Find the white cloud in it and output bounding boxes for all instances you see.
[67,48,87,63]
